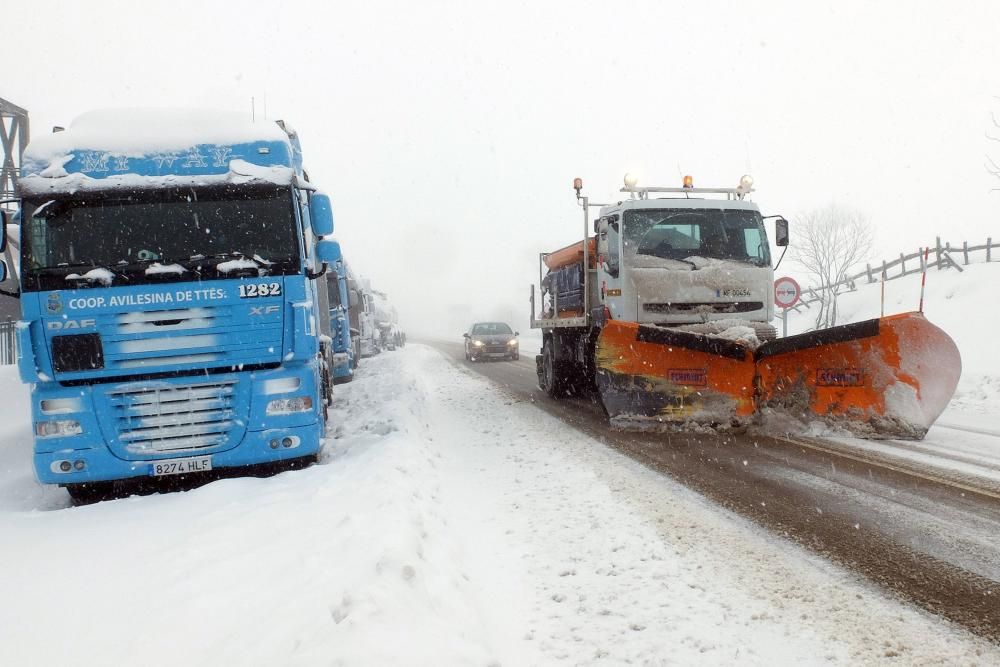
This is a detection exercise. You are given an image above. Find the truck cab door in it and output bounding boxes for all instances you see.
[597,217,624,319]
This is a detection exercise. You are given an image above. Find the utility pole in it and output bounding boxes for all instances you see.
[0,97,29,205]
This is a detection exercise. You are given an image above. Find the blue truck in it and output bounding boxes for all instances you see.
[325,260,356,383]
[9,109,342,501]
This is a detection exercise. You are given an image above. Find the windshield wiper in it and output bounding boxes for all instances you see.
[636,253,699,270]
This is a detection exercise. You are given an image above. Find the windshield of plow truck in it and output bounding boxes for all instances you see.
[623,208,770,268]
[20,184,301,291]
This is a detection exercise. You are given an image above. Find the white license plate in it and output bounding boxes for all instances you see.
[150,456,213,477]
[488,352,507,357]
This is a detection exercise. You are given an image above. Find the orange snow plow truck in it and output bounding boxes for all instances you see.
[530,176,961,440]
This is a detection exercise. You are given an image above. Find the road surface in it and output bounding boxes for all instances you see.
[425,338,1000,643]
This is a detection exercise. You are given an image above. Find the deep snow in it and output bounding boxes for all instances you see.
[1,349,997,666]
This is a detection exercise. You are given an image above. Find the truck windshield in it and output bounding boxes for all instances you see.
[623,208,771,267]
[472,322,512,335]
[21,184,300,291]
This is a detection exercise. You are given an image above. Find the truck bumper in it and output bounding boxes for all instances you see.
[34,420,323,485]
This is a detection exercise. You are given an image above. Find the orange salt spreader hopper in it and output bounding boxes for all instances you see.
[543,238,597,271]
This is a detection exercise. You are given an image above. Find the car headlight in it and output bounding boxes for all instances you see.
[473,340,484,347]
[507,339,518,346]
[35,420,83,438]
[266,396,314,415]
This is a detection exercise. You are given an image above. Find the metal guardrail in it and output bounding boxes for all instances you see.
[788,236,997,314]
[0,320,15,365]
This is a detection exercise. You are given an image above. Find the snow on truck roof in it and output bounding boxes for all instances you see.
[19,108,305,196]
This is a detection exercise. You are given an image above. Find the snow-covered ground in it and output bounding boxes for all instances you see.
[781,260,1000,486]
[1,349,996,666]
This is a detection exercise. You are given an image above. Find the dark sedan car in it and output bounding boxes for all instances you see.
[463,322,519,361]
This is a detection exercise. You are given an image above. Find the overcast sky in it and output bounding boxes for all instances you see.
[7,1,1000,336]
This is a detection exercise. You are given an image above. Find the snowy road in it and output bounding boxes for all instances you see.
[1,347,998,665]
[428,339,1000,644]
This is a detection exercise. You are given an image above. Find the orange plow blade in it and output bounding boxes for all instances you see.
[595,320,756,429]
[754,312,961,439]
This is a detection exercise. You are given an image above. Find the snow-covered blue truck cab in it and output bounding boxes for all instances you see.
[14,109,340,499]
[325,261,356,383]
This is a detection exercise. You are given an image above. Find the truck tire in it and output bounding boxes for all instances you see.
[66,482,115,505]
[540,339,569,398]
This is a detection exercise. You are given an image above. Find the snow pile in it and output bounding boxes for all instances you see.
[144,262,186,276]
[64,267,115,285]
[0,352,996,665]
[24,108,288,162]
[215,257,261,274]
[677,318,761,347]
[781,261,1000,412]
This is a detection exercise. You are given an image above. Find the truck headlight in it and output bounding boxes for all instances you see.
[35,420,83,438]
[507,339,518,346]
[473,340,484,347]
[266,396,313,415]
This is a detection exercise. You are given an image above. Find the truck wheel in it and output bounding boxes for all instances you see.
[66,482,114,505]
[540,340,568,398]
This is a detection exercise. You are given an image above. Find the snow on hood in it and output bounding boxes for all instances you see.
[24,108,288,162]
[64,268,115,286]
[19,159,298,195]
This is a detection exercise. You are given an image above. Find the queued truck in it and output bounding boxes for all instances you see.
[10,108,343,501]
[325,257,356,383]
[348,273,379,358]
[371,289,404,352]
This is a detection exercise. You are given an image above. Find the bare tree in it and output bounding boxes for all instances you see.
[988,102,1000,187]
[794,204,873,330]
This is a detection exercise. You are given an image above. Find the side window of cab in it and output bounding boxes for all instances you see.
[598,217,621,278]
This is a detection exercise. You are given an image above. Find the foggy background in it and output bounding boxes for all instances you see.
[7,0,1000,338]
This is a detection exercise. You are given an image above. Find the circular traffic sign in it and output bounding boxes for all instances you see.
[774,276,801,309]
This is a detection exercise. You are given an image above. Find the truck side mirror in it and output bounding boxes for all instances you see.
[0,209,8,254]
[316,238,342,265]
[775,217,789,247]
[463,333,470,338]
[348,289,359,308]
[307,239,342,279]
[310,192,334,237]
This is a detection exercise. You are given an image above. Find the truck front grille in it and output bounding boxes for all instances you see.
[643,301,764,314]
[109,380,237,454]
